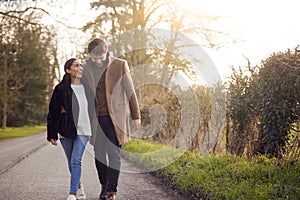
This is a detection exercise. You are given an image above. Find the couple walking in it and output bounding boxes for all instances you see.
[46,38,141,200]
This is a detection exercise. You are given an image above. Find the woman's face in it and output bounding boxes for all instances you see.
[66,60,83,79]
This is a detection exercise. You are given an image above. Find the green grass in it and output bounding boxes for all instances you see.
[0,125,46,140]
[122,139,185,170]
[123,139,300,200]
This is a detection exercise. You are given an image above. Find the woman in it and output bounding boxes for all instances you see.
[47,58,91,200]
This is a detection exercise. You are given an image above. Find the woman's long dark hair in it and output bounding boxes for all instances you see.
[62,58,77,87]
[64,58,76,73]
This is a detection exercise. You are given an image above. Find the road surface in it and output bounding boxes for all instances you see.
[0,132,187,200]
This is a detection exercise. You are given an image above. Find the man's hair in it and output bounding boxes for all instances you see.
[88,38,108,55]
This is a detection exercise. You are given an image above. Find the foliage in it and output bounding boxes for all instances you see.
[255,48,300,158]
[226,63,260,156]
[123,138,300,200]
[227,47,300,159]
[0,2,55,127]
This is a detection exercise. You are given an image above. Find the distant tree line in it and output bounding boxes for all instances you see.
[0,2,57,128]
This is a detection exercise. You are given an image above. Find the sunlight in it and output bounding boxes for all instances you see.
[172,0,205,12]
[169,0,215,20]
[168,0,300,78]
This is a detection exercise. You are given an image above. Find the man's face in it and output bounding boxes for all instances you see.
[91,53,107,65]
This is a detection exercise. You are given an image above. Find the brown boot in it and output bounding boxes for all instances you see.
[99,185,107,200]
[106,192,116,200]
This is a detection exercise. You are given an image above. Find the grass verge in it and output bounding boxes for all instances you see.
[0,125,46,140]
[123,138,300,200]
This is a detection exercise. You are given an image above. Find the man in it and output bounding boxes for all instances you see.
[82,38,141,200]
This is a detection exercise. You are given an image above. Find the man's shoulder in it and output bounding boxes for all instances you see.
[110,56,126,65]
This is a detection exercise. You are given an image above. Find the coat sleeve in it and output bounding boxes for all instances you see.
[121,60,141,119]
[46,87,60,141]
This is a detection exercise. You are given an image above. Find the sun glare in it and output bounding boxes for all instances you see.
[172,0,207,13]
[173,0,197,8]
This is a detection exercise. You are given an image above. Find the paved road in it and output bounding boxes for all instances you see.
[0,132,47,175]
[0,132,187,200]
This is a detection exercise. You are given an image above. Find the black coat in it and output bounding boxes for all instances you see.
[47,74,80,141]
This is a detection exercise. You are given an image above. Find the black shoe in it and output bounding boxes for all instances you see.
[106,192,116,200]
[99,185,107,200]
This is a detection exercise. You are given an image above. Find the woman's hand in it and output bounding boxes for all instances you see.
[50,139,57,146]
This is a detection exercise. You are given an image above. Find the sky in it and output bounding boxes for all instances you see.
[189,0,300,78]
[39,0,300,79]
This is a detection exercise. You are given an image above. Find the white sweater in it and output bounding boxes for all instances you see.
[71,84,92,136]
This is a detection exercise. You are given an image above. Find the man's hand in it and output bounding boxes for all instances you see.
[132,119,141,131]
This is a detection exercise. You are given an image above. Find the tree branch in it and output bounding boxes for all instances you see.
[0,6,81,29]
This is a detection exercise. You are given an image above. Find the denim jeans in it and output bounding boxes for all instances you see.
[95,116,121,193]
[60,135,89,194]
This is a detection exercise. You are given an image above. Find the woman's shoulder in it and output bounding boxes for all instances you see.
[56,74,71,90]
[54,81,69,92]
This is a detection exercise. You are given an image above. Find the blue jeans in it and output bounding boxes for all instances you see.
[60,135,89,194]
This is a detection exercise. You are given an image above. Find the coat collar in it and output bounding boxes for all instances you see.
[59,74,72,90]
[83,52,117,88]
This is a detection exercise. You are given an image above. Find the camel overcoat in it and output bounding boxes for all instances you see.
[82,55,140,145]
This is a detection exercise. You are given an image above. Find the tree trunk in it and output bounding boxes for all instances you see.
[2,50,8,128]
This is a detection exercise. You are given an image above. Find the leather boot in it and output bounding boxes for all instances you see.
[99,185,107,200]
[106,192,116,200]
